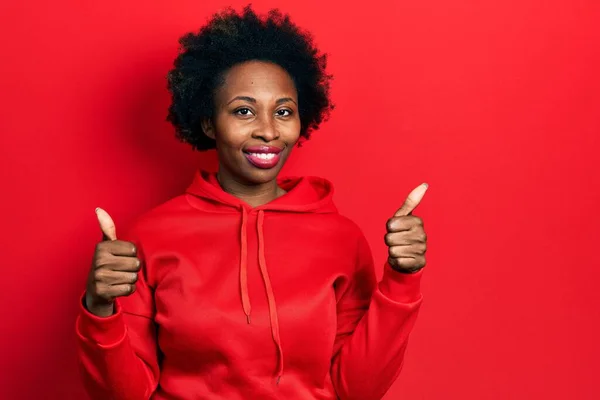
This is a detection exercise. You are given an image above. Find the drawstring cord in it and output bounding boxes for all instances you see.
[257,210,284,384]
[239,207,251,324]
[238,207,284,384]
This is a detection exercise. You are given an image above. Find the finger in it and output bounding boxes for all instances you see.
[94,268,138,285]
[386,215,422,233]
[388,244,426,258]
[394,183,429,217]
[106,283,136,298]
[96,207,117,241]
[111,256,141,272]
[108,271,138,285]
[97,240,137,257]
[390,256,426,271]
[385,231,425,246]
[94,255,140,275]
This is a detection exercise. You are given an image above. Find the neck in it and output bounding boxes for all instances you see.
[216,168,285,208]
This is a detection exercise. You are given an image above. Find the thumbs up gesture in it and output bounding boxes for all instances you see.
[84,208,141,317]
[385,184,429,274]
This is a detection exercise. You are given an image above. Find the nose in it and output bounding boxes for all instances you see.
[252,114,280,142]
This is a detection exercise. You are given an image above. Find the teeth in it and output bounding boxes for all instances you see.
[250,153,276,160]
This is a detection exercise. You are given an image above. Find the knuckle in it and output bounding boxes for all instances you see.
[94,254,111,269]
[391,246,405,258]
[114,259,128,271]
[112,285,126,298]
[95,283,110,298]
[101,241,117,253]
[93,269,107,282]
[115,283,131,297]
[407,258,419,268]
[384,233,393,246]
[125,284,136,296]
[388,246,397,258]
[386,218,395,231]
[121,284,131,296]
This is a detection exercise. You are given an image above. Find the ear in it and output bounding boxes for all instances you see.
[201,118,216,140]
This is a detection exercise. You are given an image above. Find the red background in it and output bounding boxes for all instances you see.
[1,1,599,399]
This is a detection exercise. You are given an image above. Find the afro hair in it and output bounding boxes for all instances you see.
[166,5,334,151]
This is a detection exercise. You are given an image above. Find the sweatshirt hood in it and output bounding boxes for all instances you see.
[185,170,338,214]
[185,170,337,384]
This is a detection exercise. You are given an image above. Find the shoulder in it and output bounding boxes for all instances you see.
[121,193,193,241]
[331,213,364,235]
[320,212,369,251]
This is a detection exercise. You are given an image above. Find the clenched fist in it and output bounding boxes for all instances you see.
[385,183,429,274]
[85,208,140,317]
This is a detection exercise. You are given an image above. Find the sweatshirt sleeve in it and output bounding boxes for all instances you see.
[330,231,423,400]
[75,230,159,400]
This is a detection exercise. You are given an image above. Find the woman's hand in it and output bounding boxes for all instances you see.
[385,184,429,274]
[85,208,140,317]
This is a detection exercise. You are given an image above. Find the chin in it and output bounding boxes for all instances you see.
[241,166,283,185]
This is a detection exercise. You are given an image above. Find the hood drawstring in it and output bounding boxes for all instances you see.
[239,207,284,384]
[239,207,251,324]
[257,210,284,384]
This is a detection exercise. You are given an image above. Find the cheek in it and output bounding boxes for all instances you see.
[214,118,247,148]
[282,118,302,143]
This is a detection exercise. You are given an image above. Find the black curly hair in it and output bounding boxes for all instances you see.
[166,5,334,151]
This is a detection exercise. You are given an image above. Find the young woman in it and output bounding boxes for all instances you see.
[76,6,429,400]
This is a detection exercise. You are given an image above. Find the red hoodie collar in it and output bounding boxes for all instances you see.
[185,170,337,214]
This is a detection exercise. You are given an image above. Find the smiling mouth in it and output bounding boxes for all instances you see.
[243,146,283,169]
[246,152,277,160]
[243,152,282,169]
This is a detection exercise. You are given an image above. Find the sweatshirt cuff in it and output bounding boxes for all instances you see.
[378,262,424,303]
[76,292,127,346]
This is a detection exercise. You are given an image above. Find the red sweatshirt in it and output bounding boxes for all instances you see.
[76,170,424,400]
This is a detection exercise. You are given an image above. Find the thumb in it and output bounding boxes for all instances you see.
[95,207,117,241]
[394,183,429,217]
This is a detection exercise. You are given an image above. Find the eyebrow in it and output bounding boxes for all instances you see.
[227,96,297,106]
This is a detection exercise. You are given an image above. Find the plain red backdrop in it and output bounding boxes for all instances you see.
[1,0,599,399]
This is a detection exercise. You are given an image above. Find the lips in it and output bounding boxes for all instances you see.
[243,145,283,169]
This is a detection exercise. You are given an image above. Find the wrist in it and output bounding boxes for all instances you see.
[84,292,114,317]
[379,261,424,303]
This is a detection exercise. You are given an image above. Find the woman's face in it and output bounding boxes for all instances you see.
[203,60,301,186]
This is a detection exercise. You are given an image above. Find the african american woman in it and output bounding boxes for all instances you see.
[76,6,429,400]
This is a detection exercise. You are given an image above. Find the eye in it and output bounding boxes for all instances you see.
[234,108,254,116]
[276,109,292,117]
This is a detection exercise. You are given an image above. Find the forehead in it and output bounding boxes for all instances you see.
[216,61,298,101]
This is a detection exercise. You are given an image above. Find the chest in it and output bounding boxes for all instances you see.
[145,213,356,374]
